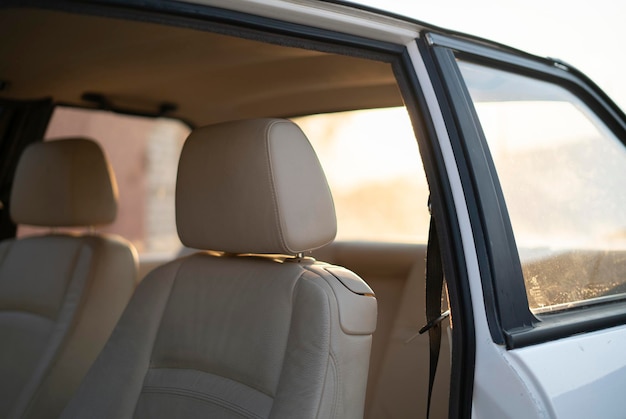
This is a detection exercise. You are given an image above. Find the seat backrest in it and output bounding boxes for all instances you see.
[61,119,377,419]
[311,242,451,418]
[0,138,137,419]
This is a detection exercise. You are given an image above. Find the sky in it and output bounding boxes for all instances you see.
[353,0,626,112]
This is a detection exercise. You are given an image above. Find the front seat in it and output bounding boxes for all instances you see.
[61,118,377,419]
[0,138,137,419]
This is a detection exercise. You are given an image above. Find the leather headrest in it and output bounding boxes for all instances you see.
[10,138,118,227]
[176,118,337,254]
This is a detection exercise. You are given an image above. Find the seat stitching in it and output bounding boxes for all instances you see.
[141,385,264,419]
[0,309,55,322]
[295,270,333,418]
[130,260,185,417]
[301,265,344,419]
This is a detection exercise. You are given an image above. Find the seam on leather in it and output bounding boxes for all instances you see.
[264,120,291,255]
[63,237,99,331]
[270,268,300,404]
[11,238,93,419]
[0,309,54,322]
[328,350,339,418]
[145,260,185,370]
[141,384,263,419]
[326,353,339,419]
[131,260,184,417]
[298,270,333,419]
[302,265,344,419]
[53,238,87,319]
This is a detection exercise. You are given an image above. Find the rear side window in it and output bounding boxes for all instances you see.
[18,107,190,257]
[458,61,626,313]
[293,107,429,243]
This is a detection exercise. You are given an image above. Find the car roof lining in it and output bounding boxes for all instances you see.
[0,6,404,127]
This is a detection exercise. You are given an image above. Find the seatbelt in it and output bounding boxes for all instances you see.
[418,207,450,419]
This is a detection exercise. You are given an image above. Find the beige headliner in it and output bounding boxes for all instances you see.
[0,7,403,126]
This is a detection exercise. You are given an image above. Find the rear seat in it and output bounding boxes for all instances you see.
[311,241,451,418]
[0,138,137,419]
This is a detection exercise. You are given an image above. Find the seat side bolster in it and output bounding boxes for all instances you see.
[312,265,376,419]
[273,264,376,419]
[271,273,332,419]
[60,260,181,419]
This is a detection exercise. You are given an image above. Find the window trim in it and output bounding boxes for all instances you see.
[427,32,626,349]
[405,39,476,418]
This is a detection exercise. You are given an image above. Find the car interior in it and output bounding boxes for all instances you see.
[0,4,452,418]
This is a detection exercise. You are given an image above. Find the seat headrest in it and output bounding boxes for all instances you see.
[176,118,337,255]
[10,138,118,227]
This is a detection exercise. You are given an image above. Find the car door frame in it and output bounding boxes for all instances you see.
[412,30,626,418]
[421,31,626,349]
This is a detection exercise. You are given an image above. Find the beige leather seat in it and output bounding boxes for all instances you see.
[0,138,138,419]
[61,119,377,419]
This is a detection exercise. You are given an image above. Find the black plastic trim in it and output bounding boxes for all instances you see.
[397,41,476,418]
[507,302,626,348]
[431,45,536,339]
[419,42,506,345]
[427,32,626,349]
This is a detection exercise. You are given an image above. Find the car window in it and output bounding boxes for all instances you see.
[17,106,190,258]
[458,61,626,313]
[21,106,428,250]
[293,107,430,243]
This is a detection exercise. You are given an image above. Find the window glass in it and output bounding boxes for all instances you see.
[18,107,190,257]
[293,107,429,243]
[458,61,626,312]
[20,107,428,253]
